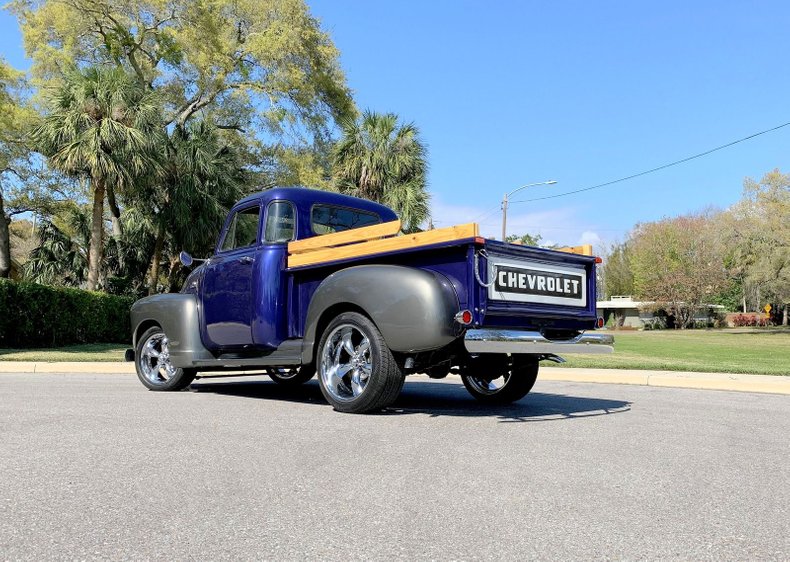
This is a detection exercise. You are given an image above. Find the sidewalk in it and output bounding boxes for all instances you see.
[0,361,788,395]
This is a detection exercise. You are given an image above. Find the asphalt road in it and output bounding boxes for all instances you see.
[1,373,788,561]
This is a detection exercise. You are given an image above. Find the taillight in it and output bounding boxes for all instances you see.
[595,256,603,264]
[455,309,473,325]
[597,317,605,328]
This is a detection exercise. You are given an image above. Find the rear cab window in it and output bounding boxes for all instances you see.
[311,204,381,235]
[264,201,296,243]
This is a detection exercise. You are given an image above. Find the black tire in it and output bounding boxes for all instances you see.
[460,355,539,405]
[135,326,197,391]
[268,366,315,386]
[316,312,404,413]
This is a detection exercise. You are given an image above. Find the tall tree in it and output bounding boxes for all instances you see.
[11,0,354,182]
[630,212,728,328]
[332,110,430,231]
[602,242,635,299]
[726,169,790,324]
[24,206,90,286]
[34,66,162,290]
[137,120,246,293]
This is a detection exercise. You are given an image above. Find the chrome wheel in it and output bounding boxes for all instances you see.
[139,332,177,386]
[320,324,372,402]
[268,368,299,380]
[464,373,512,395]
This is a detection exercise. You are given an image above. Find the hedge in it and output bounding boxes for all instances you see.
[0,279,134,348]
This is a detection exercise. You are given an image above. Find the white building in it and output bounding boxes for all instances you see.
[596,295,724,329]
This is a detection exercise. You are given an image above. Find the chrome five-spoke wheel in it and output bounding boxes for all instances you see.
[316,312,404,414]
[464,372,512,395]
[134,326,196,391]
[320,324,372,402]
[460,355,539,404]
[140,332,177,386]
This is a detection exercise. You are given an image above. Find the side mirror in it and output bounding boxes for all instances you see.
[179,251,194,267]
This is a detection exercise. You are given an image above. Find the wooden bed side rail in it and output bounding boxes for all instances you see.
[555,244,593,256]
[288,222,480,268]
[288,220,402,254]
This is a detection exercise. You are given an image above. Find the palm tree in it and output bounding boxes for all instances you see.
[137,120,246,293]
[34,67,162,290]
[332,110,430,232]
[25,207,90,286]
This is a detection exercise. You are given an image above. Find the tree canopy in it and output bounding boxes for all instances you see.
[333,110,430,232]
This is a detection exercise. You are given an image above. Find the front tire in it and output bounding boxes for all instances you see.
[460,355,539,405]
[316,312,404,413]
[135,326,196,391]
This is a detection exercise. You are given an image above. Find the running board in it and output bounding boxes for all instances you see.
[191,339,303,370]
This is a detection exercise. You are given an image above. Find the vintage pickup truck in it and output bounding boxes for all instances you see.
[130,187,613,413]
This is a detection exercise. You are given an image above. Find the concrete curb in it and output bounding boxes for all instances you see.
[0,362,788,395]
[0,362,135,374]
[541,367,790,395]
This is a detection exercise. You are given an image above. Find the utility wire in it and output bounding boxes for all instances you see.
[508,120,790,205]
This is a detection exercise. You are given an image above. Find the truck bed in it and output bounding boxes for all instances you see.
[286,221,598,336]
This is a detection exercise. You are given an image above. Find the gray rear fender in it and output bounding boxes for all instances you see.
[130,293,213,369]
[302,265,460,365]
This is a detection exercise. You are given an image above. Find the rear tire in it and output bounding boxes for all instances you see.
[316,312,404,413]
[135,326,196,391]
[460,355,538,405]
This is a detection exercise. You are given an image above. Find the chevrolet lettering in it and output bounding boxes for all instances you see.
[129,187,611,414]
[488,257,587,307]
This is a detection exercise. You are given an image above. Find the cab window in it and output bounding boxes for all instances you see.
[220,205,260,251]
[264,201,296,243]
[311,205,380,235]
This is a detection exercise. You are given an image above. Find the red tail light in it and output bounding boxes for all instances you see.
[597,317,604,328]
[455,310,473,325]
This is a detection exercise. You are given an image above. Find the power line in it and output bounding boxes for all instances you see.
[509,119,790,205]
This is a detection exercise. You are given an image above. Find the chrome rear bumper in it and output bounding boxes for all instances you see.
[464,329,614,355]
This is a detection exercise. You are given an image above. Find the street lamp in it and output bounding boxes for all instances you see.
[501,180,558,242]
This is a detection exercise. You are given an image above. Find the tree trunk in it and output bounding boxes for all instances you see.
[86,176,106,291]
[106,183,123,239]
[0,192,11,279]
[783,304,788,327]
[148,223,165,295]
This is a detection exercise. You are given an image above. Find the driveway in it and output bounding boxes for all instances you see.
[1,373,788,560]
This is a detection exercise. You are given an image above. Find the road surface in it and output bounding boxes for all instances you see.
[1,372,788,560]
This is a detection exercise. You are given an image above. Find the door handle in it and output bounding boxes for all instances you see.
[239,256,254,265]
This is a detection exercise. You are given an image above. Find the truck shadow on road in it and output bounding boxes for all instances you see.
[190,378,631,422]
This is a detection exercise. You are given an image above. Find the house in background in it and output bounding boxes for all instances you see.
[596,295,725,329]
[596,296,656,328]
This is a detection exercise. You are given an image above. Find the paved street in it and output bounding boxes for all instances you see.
[1,373,788,560]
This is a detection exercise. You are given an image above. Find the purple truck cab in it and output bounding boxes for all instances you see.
[130,187,613,413]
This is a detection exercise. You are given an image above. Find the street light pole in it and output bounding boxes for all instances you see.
[501,180,557,241]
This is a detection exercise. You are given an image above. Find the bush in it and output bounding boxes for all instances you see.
[730,313,771,327]
[0,279,134,347]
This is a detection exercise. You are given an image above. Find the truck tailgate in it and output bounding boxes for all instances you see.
[477,240,598,331]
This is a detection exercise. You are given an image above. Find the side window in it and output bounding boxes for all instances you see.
[220,206,260,251]
[264,201,296,243]
[311,205,381,235]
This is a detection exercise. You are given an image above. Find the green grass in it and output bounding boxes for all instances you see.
[0,343,128,362]
[544,328,790,375]
[2,329,789,376]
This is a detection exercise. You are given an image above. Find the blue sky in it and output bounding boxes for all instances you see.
[3,1,790,248]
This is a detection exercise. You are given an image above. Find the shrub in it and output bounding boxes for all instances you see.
[0,279,133,347]
[730,313,771,327]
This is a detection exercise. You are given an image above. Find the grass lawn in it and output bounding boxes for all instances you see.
[0,343,128,362]
[2,329,789,376]
[544,328,790,375]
